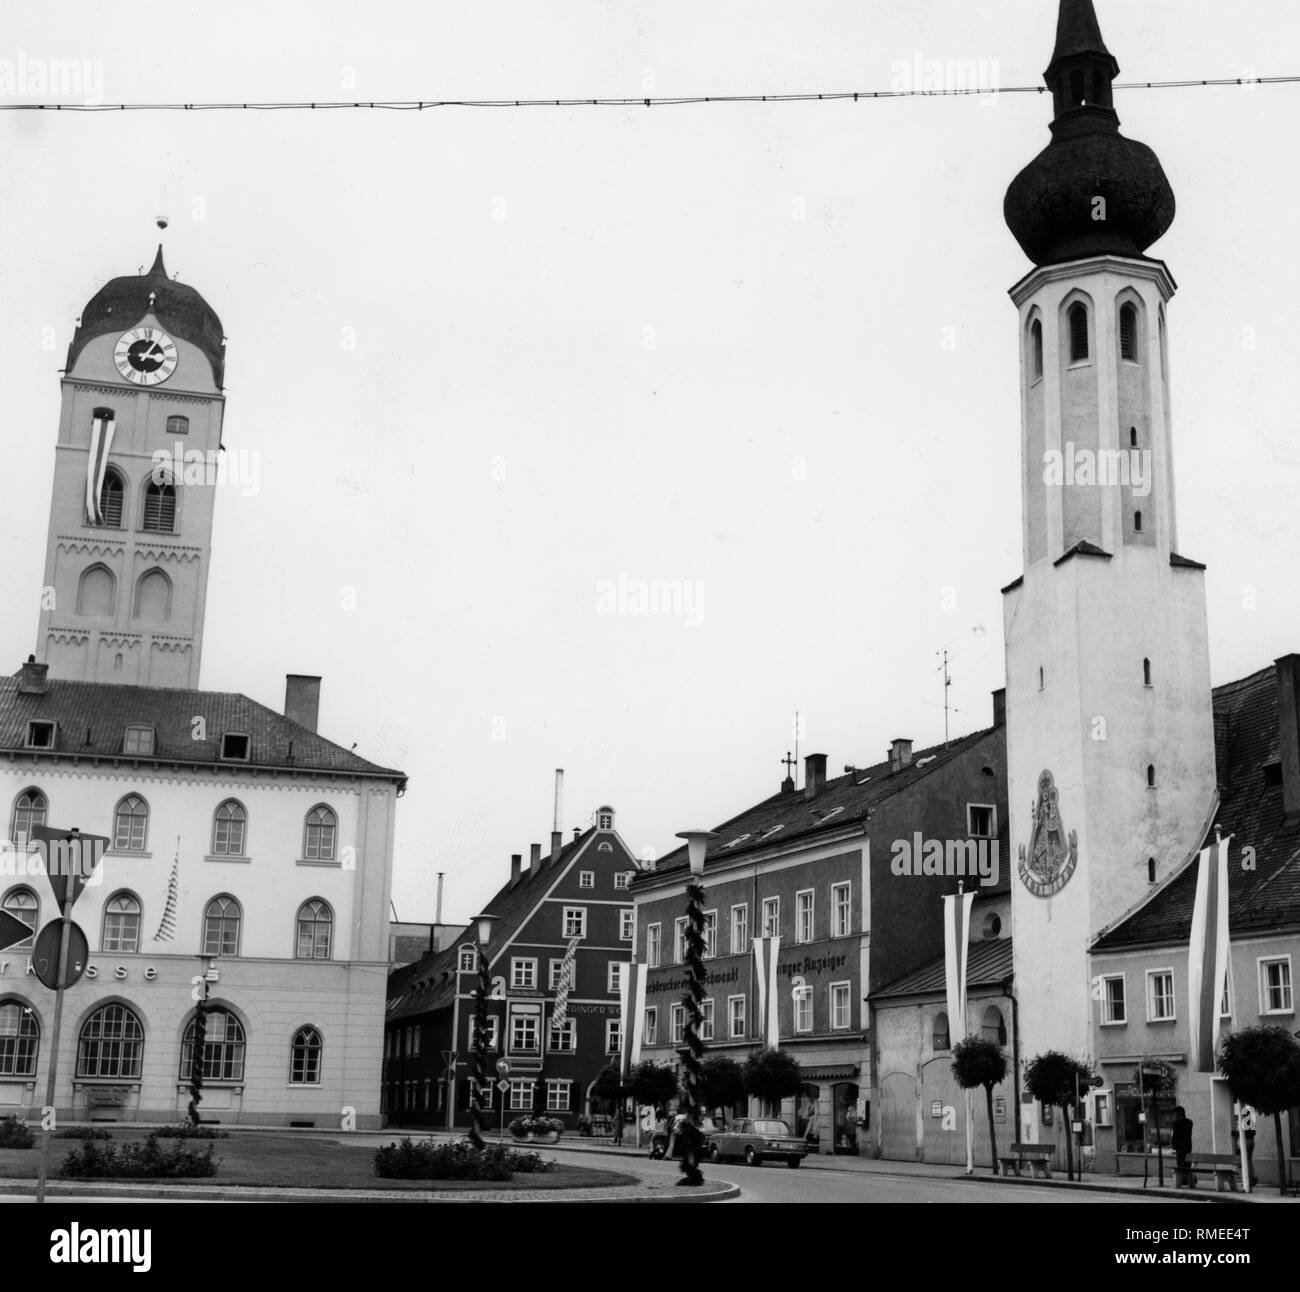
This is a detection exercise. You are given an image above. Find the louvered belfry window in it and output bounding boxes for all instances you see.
[143,479,176,532]
[98,471,124,527]
[1068,303,1089,363]
[1119,303,1138,361]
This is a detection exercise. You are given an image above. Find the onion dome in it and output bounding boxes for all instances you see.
[1004,0,1175,267]
[67,246,225,385]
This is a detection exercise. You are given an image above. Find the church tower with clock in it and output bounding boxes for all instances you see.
[35,247,226,688]
[1001,1,1217,1086]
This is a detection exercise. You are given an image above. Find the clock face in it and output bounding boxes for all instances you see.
[113,327,178,386]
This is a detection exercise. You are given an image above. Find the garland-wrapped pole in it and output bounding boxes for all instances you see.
[468,945,489,1149]
[188,971,209,1127]
[677,875,708,1186]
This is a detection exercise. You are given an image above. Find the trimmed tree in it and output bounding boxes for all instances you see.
[1218,1026,1300,1196]
[1023,1050,1091,1180]
[628,1060,679,1114]
[742,1048,802,1117]
[951,1035,1008,1173]
[589,1063,625,1105]
[699,1055,746,1121]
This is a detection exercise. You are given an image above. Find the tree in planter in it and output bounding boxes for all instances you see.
[742,1049,802,1118]
[1023,1050,1091,1180]
[951,1036,1008,1174]
[628,1061,679,1117]
[699,1055,745,1123]
[590,1063,625,1106]
[1218,1026,1300,1196]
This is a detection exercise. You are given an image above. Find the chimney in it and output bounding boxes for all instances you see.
[889,738,914,773]
[435,872,444,924]
[284,674,322,733]
[804,753,827,800]
[1276,654,1300,821]
[510,853,522,885]
[529,842,541,871]
[550,830,562,862]
[573,827,581,841]
[992,687,1007,729]
[781,775,795,794]
[18,656,49,696]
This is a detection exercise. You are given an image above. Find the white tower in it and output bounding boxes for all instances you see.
[35,247,226,687]
[1001,2,1216,1071]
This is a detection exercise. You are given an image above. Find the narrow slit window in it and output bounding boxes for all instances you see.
[1119,303,1138,361]
[1143,658,1151,686]
[1134,511,1143,533]
[1147,857,1156,883]
[1147,764,1156,787]
[1130,427,1138,448]
[1068,303,1089,363]
[1030,319,1043,380]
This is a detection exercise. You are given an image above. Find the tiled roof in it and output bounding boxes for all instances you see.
[0,672,405,784]
[871,936,1014,1001]
[1092,662,1300,951]
[633,725,1002,882]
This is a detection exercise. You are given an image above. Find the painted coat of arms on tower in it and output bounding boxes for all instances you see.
[1018,770,1078,898]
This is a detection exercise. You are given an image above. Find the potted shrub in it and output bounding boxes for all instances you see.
[508,1115,565,1144]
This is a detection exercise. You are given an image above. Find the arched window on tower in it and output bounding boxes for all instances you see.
[1130,427,1138,448]
[1134,511,1143,533]
[95,468,125,528]
[77,565,115,617]
[1147,765,1156,788]
[1119,303,1139,361]
[1070,69,1085,106]
[1147,857,1157,884]
[142,477,177,533]
[1030,319,1043,381]
[134,569,171,621]
[1068,303,1089,363]
[1143,658,1152,686]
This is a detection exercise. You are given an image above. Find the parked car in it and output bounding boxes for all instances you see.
[707,1117,808,1168]
[648,1114,719,1159]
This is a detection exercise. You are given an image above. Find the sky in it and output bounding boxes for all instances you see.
[2,1,1298,928]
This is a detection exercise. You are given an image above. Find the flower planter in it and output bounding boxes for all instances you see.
[511,1130,561,1144]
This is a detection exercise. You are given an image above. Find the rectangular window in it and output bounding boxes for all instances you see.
[510,1015,539,1053]
[831,882,851,938]
[614,872,631,890]
[646,923,661,969]
[508,1080,535,1111]
[219,732,250,761]
[644,1007,658,1046]
[830,981,851,1030]
[728,995,746,1039]
[1094,1093,1112,1127]
[796,890,814,944]
[122,725,154,755]
[473,1080,494,1111]
[762,897,780,939]
[674,917,687,964]
[703,911,717,958]
[1261,958,1294,1014]
[1147,969,1175,1021]
[967,804,996,837]
[730,904,749,955]
[562,907,587,938]
[548,1020,576,1052]
[546,1080,571,1112]
[620,909,634,941]
[579,871,594,889]
[511,958,537,990]
[700,998,714,1042]
[794,987,813,1034]
[670,1004,685,1045]
[25,721,56,750]
[548,959,565,990]
[605,1019,622,1055]
[478,1017,500,1050]
[608,962,624,994]
[1101,974,1126,1024]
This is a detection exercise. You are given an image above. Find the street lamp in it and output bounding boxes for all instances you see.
[674,829,717,1186]
[467,912,498,1149]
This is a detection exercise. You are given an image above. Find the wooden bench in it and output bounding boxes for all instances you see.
[1182,1153,1241,1192]
[998,1143,1056,1179]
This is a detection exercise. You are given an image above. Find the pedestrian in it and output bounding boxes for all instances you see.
[1172,1105,1193,1186]
[612,1105,624,1146]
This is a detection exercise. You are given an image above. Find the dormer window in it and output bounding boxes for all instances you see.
[597,810,613,830]
[123,725,155,756]
[25,721,56,750]
[220,733,251,761]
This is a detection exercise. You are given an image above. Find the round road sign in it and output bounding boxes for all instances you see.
[32,919,89,990]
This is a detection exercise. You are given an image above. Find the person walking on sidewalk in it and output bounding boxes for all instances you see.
[1172,1106,1193,1187]
[612,1106,624,1146]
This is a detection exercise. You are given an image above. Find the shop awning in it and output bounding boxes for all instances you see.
[799,1064,859,1081]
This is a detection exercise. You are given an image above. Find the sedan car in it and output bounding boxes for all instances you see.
[648,1115,719,1159]
[707,1117,808,1168]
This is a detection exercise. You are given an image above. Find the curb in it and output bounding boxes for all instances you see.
[956,1173,1262,1203]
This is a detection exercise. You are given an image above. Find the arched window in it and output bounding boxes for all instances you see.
[1147,765,1156,788]
[1119,302,1138,361]
[290,1026,323,1084]
[1148,857,1157,884]
[1030,318,1043,380]
[295,899,333,960]
[101,892,142,953]
[1130,426,1138,447]
[0,999,38,1076]
[1143,658,1152,686]
[112,794,148,851]
[165,415,189,435]
[932,1011,950,1051]
[76,564,116,617]
[1,888,38,950]
[303,805,337,861]
[1070,69,1085,106]
[134,568,171,621]
[203,895,242,957]
[1068,303,1089,363]
[10,789,47,848]
[980,1006,1007,1047]
[96,468,125,528]
[180,1007,246,1081]
[1134,510,1143,533]
[77,1003,144,1079]
[211,800,247,856]
[142,477,177,533]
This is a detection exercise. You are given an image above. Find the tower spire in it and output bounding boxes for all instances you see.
[147,244,167,278]
[1048,0,1118,78]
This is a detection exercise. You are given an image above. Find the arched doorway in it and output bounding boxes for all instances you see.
[832,1082,861,1154]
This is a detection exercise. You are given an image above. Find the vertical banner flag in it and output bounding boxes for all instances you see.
[1188,835,1231,1072]
[153,840,180,942]
[551,935,581,1030]
[618,962,648,1079]
[943,890,975,1041]
[752,936,782,1049]
[86,408,117,524]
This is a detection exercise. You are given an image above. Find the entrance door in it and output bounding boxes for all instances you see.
[878,1071,916,1161]
[831,1082,860,1153]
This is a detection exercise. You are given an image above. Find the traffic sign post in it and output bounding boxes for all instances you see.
[495,1059,510,1140]
[29,825,109,1205]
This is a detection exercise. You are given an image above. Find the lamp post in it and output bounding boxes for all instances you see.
[467,912,497,1149]
[674,829,717,1187]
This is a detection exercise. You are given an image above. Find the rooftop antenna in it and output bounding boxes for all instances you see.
[937,649,952,748]
[793,711,800,789]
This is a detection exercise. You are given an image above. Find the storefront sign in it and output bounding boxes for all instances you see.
[994,1097,1006,1123]
[0,959,158,981]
